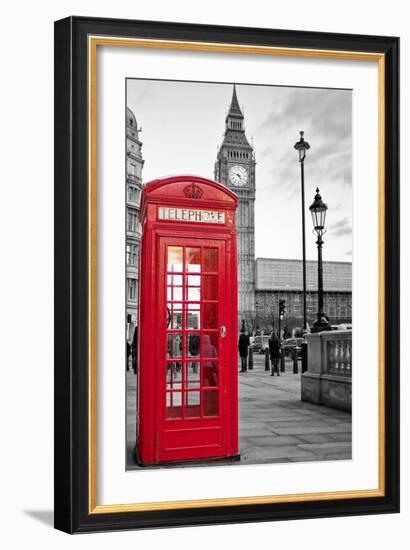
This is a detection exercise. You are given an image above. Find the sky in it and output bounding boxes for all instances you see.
[127,79,352,263]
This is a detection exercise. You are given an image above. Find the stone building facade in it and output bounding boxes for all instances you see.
[214,86,256,326]
[126,107,144,341]
[255,258,352,333]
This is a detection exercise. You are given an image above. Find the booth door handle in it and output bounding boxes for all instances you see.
[220,326,227,338]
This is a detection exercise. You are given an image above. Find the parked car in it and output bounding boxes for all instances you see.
[281,337,304,357]
[331,323,352,331]
[249,335,270,354]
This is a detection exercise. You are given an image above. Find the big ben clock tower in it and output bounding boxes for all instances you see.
[214,85,256,328]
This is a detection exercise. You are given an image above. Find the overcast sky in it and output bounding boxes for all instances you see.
[127,79,352,262]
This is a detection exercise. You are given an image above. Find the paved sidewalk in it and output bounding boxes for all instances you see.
[238,357,351,464]
[126,355,351,468]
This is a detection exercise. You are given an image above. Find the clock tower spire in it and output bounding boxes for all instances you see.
[214,85,256,329]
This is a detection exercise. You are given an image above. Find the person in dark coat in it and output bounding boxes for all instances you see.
[269,331,281,376]
[126,341,131,372]
[131,326,138,374]
[238,329,250,372]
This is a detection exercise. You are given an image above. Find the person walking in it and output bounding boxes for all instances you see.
[269,330,281,376]
[238,328,250,372]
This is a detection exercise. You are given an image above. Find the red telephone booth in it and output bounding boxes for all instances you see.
[137,175,239,465]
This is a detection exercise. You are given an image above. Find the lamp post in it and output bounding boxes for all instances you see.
[294,131,310,332]
[309,188,332,333]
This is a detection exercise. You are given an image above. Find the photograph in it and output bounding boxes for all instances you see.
[125,79,353,469]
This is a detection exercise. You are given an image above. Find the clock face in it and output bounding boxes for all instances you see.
[229,165,248,187]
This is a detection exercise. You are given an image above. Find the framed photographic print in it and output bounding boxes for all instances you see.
[54,16,399,533]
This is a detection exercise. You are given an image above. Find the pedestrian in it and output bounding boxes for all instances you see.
[203,334,218,386]
[126,340,131,372]
[269,330,280,376]
[238,327,250,372]
[131,326,138,374]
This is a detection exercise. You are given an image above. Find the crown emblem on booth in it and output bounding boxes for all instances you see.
[183,183,203,199]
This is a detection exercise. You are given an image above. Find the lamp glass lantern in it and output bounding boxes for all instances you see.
[309,188,328,234]
[294,130,310,163]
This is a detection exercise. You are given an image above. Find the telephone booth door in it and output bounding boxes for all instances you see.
[157,237,228,462]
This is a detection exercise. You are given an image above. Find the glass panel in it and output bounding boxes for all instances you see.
[166,362,182,390]
[187,275,200,286]
[185,362,200,388]
[187,333,200,357]
[173,286,183,301]
[167,274,183,299]
[202,332,218,357]
[203,275,218,300]
[187,286,200,301]
[203,390,218,416]
[186,248,201,272]
[202,361,218,387]
[203,303,218,329]
[185,392,200,418]
[167,246,183,272]
[167,274,182,285]
[167,333,182,358]
[167,303,182,329]
[166,392,182,419]
[187,304,200,329]
[203,248,218,272]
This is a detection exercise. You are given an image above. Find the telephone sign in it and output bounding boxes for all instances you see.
[158,206,225,224]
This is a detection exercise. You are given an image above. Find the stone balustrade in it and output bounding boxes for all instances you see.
[301,330,352,411]
[326,335,352,377]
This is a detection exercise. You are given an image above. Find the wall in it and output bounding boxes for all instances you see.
[0,1,407,548]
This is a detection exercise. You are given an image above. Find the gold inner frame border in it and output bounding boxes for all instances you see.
[87,35,386,514]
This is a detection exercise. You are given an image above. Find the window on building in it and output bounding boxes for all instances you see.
[128,278,137,301]
[129,162,137,176]
[126,243,138,265]
[128,185,140,203]
[127,209,138,232]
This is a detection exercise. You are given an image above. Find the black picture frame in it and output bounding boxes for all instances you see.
[54,15,400,533]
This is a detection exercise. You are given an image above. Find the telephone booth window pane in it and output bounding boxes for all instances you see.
[185,392,200,418]
[166,392,182,419]
[167,246,183,272]
[166,362,182,390]
[187,286,200,301]
[203,248,218,272]
[187,304,200,329]
[185,362,200,388]
[202,362,218,387]
[173,286,183,301]
[202,332,218,357]
[167,333,182,358]
[203,391,218,416]
[187,333,200,357]
[167,274,183,301]
[186,248,201,272]
[203,275,218,300]
[203,303,218,329]
[188,275,200,286]
[168,274,182,286]
[167,303,182,329]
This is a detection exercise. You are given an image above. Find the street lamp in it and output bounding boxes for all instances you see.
[309,188,332,333]
[294,131,310,332]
